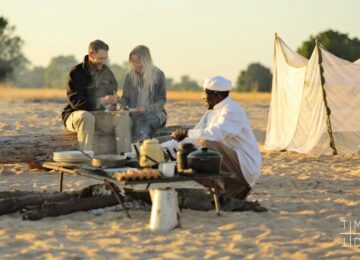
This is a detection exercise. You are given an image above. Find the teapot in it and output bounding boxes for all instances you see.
[139,139,165,167]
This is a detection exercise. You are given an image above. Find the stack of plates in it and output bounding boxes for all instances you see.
[53,151,93,163]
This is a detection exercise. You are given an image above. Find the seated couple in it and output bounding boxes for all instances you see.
[61,40,166,154]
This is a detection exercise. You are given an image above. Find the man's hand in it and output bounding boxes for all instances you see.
[171,128,188,142]
[100,95,118,106]
[135,106,147,114]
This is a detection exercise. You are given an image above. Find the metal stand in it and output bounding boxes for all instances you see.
[211,178,221,216]
[106,181,131,218]
[59,171,64,192]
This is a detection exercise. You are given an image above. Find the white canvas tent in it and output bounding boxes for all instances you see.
[265,34,360,154]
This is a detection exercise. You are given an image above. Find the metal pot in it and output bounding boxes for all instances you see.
[176,143,196,173]
[91,154,127,168]
[187,147,222,174]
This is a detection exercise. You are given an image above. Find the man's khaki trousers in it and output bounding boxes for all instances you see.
[65,110,131,154]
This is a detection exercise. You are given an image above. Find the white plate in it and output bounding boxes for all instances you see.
[54,151,82,156]
[53,157,90,163]
[53,151,93,161]
[54,151,93,156]
[54,154,89,158]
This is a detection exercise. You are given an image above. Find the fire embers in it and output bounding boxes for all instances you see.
[113,168,161,181]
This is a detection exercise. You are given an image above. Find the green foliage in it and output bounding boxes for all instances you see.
[297,30,360,61]
[236,63,272,92]
[0,16,28,81]
[44,55,78,88]
[13,66,46,88]
[169,75,201,91]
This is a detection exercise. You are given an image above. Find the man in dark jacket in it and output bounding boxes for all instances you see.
[62,39,131,153]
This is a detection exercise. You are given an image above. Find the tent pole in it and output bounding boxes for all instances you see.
[316,39,338,155]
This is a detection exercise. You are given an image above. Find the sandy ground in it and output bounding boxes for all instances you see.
[0,99,360,259]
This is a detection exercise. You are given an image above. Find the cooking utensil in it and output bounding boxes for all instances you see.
[176,143,196,173]
[145,154,160,165]
[132,143,140,159]
[163,147,175,161]
[159,161,176,177]
[187,147,222,174]
[139,139,165,167]
[91,154,127,168]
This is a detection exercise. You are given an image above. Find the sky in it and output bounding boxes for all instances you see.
[1,0,360,83]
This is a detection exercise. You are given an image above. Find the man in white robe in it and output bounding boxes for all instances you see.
[163,76,262,201]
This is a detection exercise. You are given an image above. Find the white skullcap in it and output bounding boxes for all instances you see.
[203,76,232,91]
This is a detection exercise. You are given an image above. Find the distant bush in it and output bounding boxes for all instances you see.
[166,75,201,91]
[235,63,272,92]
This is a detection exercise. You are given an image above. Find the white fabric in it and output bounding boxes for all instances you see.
[265,37,308,151]
[265,36,360,154]
[203,76,232,91]
[163,97,261,186]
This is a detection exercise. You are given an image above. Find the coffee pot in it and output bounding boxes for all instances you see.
[139,139,165,167]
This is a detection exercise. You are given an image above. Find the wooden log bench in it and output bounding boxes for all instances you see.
[0,124,194,166]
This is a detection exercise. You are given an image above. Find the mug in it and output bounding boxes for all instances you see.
[159,161,176,177]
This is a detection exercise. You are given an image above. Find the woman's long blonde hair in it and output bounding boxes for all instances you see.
[128,45,157,89]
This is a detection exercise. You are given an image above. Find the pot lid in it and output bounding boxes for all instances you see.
[187,147,222,159]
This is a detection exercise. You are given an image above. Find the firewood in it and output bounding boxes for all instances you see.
[0,184,109,216]
[21,195,119,221]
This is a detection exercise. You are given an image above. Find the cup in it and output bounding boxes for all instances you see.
[159,161,176,177]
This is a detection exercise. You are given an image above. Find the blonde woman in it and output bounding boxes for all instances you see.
[120,45,167,142]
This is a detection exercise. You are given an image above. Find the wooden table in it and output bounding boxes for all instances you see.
[42,162,234,217]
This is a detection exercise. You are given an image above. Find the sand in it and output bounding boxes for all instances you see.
[0,98,360,259]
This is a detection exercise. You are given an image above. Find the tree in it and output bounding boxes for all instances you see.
[236,63,272,92]
[13,66,46,88]
[297,30,360,61]
[0,16,28,81]
[44,55,78,88]
[172,75,201,91]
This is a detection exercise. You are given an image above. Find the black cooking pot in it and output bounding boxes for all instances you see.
[176,143,197,173]
[187,147,222,174]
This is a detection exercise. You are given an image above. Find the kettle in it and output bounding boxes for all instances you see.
[139,139,165,167]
